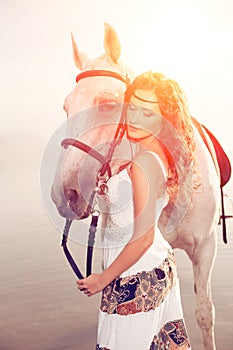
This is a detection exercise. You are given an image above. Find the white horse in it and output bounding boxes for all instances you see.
[52,23,221,350]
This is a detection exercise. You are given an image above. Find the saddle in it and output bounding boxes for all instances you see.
[192,117,232,243]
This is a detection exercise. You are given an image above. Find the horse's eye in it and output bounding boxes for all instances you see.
[97,102,118,113]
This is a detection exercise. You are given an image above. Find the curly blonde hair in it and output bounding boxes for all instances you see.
[124,71,196,203]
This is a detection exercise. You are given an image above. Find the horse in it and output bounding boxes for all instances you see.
[51,23,222,350]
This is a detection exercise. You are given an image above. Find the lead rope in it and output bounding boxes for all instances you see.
[86,211,100,276]
[61,218,84,279]
[61,211,100,279]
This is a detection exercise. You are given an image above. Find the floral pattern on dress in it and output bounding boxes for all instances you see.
[96,319,190,350]
[100,251,177,315]
[150,319,191,349]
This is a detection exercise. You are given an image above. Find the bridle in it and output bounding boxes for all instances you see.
[75,69,130,85]
[60,69,130,279]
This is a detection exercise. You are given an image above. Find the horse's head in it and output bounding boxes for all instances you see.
[51,23,130,219]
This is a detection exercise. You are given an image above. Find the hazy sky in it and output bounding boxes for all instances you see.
[1,0,232,192]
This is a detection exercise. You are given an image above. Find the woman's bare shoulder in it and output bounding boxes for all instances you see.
[131,151,167,201]
[132,151,167,178]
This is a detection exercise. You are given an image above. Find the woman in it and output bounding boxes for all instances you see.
[77,72,192,349]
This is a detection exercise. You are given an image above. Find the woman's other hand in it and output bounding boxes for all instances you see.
[77,274,105,297]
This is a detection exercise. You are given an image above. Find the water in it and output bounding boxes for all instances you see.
[0,145,232,349]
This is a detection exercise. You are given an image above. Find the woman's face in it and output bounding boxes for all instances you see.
[126,89,163,140]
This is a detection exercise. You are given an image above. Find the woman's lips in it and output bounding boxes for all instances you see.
[128,125,141,132]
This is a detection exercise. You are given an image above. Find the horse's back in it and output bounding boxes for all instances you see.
[159,125,221,251]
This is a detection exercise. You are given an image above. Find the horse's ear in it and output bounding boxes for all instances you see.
[104,23,121,63]
[71,33,88,70]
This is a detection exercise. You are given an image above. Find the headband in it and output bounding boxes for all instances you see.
[133,91,159,104]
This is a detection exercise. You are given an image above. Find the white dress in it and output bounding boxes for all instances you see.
[96,153,191,350]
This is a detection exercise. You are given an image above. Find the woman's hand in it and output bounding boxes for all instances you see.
[77,274,105,297]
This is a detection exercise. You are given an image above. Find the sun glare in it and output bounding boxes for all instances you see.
[121,3,208,78]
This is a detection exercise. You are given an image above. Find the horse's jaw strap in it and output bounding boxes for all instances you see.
[61,138,112,179]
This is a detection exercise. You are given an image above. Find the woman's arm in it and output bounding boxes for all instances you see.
[77,152,166,296]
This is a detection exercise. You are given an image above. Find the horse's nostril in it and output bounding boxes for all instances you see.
[65,189,78,205]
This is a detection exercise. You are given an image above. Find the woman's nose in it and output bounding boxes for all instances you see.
[129,109,141,124]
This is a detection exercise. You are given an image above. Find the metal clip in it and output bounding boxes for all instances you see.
[96,169,109,195]
[97,182,108,195]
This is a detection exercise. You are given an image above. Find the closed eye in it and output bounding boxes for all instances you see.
[143,108,155,117]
